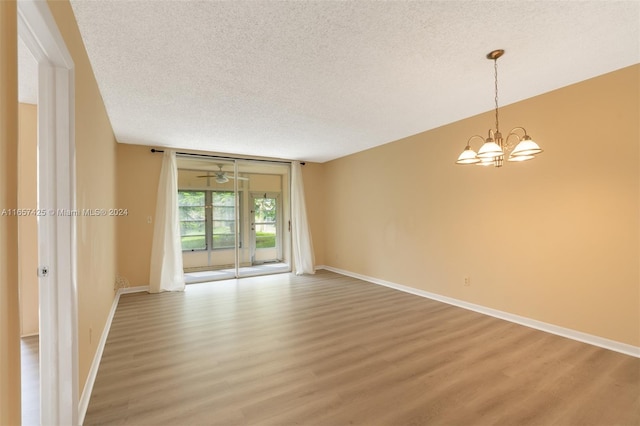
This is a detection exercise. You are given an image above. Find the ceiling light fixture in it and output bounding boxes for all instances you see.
[456,50,543,167]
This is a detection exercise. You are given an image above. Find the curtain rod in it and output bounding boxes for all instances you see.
[150,148,305,165]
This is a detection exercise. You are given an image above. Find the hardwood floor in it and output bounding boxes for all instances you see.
[84,270,640,425]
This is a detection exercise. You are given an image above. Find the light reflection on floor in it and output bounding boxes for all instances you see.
[184,262,290,284]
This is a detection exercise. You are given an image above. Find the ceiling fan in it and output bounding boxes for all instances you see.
[197,164,248,184]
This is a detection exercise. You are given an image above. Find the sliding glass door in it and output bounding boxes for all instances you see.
[177,157,291,283]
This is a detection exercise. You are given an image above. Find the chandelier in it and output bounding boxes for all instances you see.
[456,50,543,167]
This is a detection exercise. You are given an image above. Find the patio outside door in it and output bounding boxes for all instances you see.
[250,193,281,265]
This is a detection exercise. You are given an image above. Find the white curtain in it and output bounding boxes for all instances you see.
[291,161,315,275]
[149,150,185,293]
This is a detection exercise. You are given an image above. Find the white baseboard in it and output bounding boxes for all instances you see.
[78,285,149,424]
[317,265,640,358]
[119,285,150,294]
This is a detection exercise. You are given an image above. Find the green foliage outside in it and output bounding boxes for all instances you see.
[254,198,277,222]
[213,234,235,248]
[181,235,205,250]
[256,232,276,248]
[179,191,276,250]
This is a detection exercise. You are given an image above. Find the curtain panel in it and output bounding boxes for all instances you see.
[149,150,185,292]
[291,161,315,275]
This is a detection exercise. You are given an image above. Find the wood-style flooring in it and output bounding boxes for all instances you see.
[84,270,640,425]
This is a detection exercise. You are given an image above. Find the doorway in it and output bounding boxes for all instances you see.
[17,36,39,426]
[250,192,281,264]
[18,1,78,424]
[178,157,291,283]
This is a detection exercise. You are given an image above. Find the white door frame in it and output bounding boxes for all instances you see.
[17,1,78,425]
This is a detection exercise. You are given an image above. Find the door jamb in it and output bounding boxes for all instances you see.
[17,1,78,424]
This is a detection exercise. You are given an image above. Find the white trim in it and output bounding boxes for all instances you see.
[317,265,640,358]
[120,285,150,294]
[78,285,148,424]
[18,1,78,424]
[16,1,73,68]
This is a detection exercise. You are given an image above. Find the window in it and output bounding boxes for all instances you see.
[212,191,236,249]
[179,190,240,251]
[179,191,206,250]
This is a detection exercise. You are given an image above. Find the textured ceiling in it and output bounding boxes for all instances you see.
[69,1,639,163]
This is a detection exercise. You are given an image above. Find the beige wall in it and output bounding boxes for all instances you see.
[116,144,162,286]
[319,65,640,347]
[0,1,21,423]
[18,103,38,337]
[48,0,119,390]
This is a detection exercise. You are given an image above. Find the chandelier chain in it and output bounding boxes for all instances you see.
[494,58,499,132]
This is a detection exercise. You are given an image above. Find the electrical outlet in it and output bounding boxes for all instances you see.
[464,276,471,286]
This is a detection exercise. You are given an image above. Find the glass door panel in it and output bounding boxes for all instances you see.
[178,157,291,283]
[178,159,239,282]
[237,160,290,277]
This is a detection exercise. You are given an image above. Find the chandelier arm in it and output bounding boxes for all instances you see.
[504,127,529,152]
[466,134,486,148]
[508,126,528,136]
[504,132,522,152]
